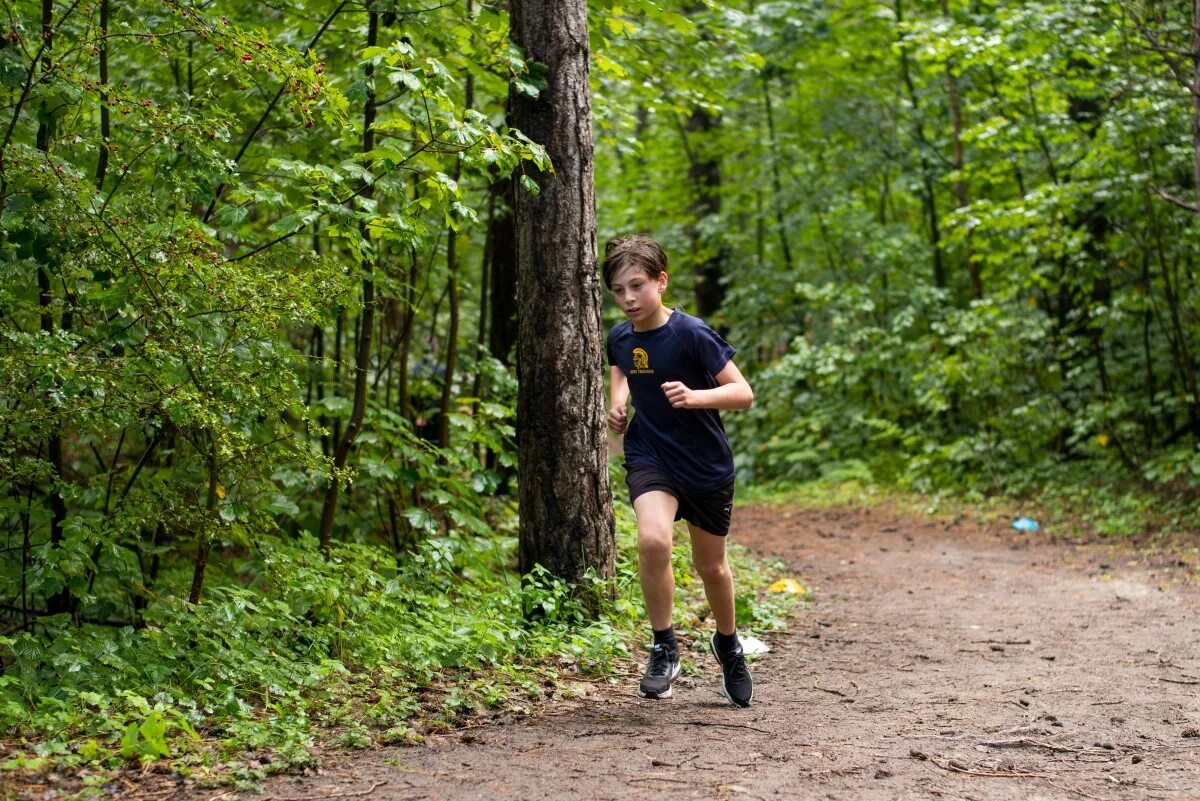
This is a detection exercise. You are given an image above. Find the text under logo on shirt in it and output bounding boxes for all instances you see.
[630,347,654,375]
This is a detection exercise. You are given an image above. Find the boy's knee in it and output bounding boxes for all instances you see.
[693,555,730,584]
[637,532,673,565]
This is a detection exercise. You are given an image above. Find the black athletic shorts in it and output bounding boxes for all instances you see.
[625,463,735,537]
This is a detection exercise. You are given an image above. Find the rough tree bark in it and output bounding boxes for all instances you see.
[510,0,615,593]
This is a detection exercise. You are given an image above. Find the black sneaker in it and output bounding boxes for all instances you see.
[710,633,754,707]
[637,643,681,699]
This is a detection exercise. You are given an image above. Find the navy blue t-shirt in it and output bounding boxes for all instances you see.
[606,309,737,491]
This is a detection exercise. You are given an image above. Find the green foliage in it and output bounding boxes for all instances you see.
[0,463,798,780]
[0,0,583,783]
[591,0,1199,506]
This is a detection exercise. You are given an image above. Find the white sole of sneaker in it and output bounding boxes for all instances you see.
[637,662,681,699]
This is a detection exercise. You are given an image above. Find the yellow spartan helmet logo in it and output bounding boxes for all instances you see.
[632,348,649,369]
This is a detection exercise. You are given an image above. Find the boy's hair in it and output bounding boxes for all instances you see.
[602,234,668,289]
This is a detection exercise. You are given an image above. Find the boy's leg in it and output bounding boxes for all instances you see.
[689,523,754,708]
[633,491,679,630]
[633,490,681,698]
[687,524,735,635]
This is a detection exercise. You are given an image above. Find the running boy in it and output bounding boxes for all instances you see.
[603,234,755,708]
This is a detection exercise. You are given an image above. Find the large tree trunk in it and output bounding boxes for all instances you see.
[509,0,615,594]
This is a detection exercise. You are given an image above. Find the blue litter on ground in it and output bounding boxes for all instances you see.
[1011,517,1040,533]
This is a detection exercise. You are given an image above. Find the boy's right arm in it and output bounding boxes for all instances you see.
[608,365,629,434]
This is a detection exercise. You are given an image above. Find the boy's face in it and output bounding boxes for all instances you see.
[610,263,668,328]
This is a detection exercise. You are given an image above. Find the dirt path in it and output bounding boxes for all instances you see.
[253,505,1200,801]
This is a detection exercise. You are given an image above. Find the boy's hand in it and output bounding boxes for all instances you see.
[607,403,628,434]
[661,381,697,409]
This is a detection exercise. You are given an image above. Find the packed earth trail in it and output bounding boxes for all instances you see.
[249,505,1198,800]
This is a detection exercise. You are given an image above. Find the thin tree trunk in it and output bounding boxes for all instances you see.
[939,0,981,299]
[35,0,73,619]
[398,250,417,418]
[683,106,727,316]
[313,323,330,457]
[1141,251,1157,450]
[488,176,518,365]
[189,439,218,605]
[472,189,496,408]
[332,307,344,449]
[1143,183,1200,439]
[1193,0,1200,208]
[1090,327,1137,471]
[95,0,110,188]
[894,0,946,289]
[439,231,460,449]
[754,191,765,269]
[21,489,31,630]
[439,72,473,448]
[319,11,379,551]
[510,0,615,595]
[760,75,794,273]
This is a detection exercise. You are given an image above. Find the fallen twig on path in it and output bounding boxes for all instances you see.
[627,774,694,784]
[667,720,773,734]
[927,756,1051,779]
[126,788,174,801]
[262,780,390,801]
[573,728,625,738]
[979,737,1107,754]
[1156,677,1200,686]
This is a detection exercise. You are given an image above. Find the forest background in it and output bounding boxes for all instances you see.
[2,0,1199,786]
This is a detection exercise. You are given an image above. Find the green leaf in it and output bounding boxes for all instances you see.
[267,494,300,517]
[388,68,423,91]
[0,49,28,88]
[519,175,540,196]
[139,713,170,757]
[213,204,250,227]
[403,507,439,535]
[119,723,140,759]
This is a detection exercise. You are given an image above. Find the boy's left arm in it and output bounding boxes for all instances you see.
[661,360,754,411]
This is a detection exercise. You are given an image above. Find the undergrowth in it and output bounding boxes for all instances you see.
[0,480,801,794]
[745,474,1200,544]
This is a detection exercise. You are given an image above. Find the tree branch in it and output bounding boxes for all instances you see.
[202,0,350,223]
[1151,183,1200,213]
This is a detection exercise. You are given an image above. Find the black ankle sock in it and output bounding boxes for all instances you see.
[652,625,677,652]
[714,630,739,652]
